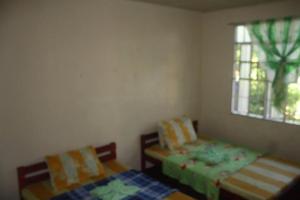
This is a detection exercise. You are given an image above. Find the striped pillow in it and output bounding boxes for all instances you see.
[46,146,105,192]
[159,116,197,150]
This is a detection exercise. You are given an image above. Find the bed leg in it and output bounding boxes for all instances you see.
[141,154,146,171]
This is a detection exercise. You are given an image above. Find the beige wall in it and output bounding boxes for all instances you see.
[199,0,300,163]
[0,0,202,199]
[2,0,300,199]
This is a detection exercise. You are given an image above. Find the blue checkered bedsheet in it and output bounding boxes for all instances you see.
[51,170,177,200]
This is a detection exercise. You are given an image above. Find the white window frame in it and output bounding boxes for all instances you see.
[231,25,300,125]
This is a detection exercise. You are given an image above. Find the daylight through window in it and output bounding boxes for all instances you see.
[231,25,300,125]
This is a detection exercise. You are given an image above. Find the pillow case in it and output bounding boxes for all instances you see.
[46,146,105,192]
[159,116,197,150]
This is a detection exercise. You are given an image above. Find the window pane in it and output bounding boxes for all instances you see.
[244,28,251,42]
[233,67,240,81]
[236,26,244,43]
[285,83,300,123]
[251,67,266,80]
[249,81,265,116]
[251,51,259,62]
[251,67,258,80]
[239,80,250,98]
[241,45,251,61]
[238,97,248,114]
[237,80,249,114]
[270,106,284,122]
[232,80,239,112]
[235,45,241,61]
[240,63,250,79]
[257,68,266,80]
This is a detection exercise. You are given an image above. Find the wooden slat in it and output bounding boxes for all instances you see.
[21,162,48,174]
[24,173,50,186]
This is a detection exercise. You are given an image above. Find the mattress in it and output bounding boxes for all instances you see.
[145,139,300,200]
[22,160,193,200]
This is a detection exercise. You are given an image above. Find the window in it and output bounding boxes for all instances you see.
[231,25,300,125]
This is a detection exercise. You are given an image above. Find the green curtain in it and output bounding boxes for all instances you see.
[247,17,300,110]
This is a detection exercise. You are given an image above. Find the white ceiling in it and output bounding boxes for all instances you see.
[131,0,282,12]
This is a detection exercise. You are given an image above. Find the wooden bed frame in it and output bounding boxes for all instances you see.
[141,120,198,171]
[17,142,116,200]
[140,120,300,200]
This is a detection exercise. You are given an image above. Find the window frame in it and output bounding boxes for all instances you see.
[231,25,300,126]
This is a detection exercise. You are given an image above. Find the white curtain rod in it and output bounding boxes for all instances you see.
[228,15,300,26]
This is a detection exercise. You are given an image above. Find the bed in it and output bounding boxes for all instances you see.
[17,142,194,200]
[141,121,300,200]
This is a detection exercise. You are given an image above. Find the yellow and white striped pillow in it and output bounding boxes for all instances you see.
[46,146,105,192]
[158,116,197,150]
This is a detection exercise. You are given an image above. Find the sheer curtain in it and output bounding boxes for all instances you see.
[247,17,300,110]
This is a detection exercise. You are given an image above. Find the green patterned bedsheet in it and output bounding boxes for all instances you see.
[163,139,262,200]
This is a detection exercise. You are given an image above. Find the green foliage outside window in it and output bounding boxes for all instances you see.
[249,80,265,116]
[285,84,300,122]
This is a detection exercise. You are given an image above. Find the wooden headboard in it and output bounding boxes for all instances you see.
[17,142,116,199]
